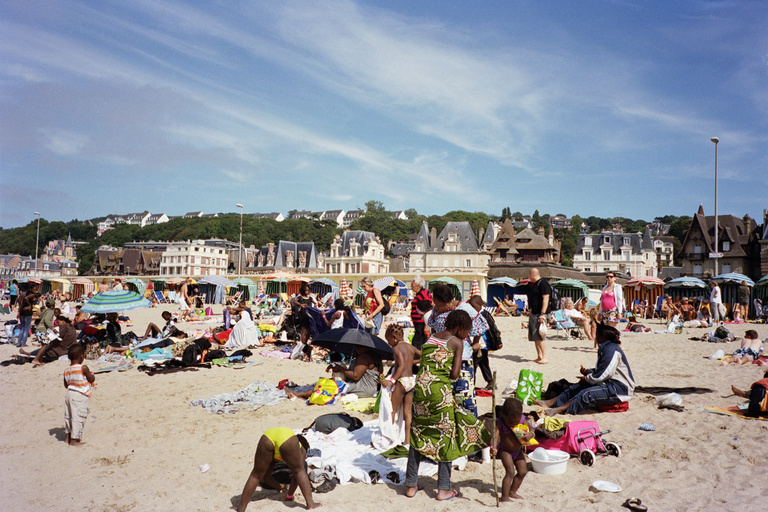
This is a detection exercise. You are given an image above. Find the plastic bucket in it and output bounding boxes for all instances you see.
[529,448,569,475]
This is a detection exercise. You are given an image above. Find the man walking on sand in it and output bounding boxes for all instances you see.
[526,268,551,364]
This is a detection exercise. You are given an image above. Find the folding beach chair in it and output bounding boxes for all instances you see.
[552,310,581,340]
[154,291,167,304]
[493,297,511,316]
[754,299,766,322]
[483,305,496,317]
[651,296,664,319]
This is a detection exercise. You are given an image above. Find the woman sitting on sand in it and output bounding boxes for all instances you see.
[534,323,635,415]
[287,345,383,399]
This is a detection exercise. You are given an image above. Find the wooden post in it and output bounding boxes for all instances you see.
[491,370,499,507]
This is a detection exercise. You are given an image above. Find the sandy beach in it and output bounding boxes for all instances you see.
[1,306,767,512]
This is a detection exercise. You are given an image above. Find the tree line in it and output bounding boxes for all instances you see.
[0,202,691,275]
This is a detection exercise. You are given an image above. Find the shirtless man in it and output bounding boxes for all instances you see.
[382,324,421,445]
[679,298,695,321]
[721,330,763,366]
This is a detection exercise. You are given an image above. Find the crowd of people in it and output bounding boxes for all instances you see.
[2,269,765,510]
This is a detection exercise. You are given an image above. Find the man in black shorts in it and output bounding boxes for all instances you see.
[526,268,552,364]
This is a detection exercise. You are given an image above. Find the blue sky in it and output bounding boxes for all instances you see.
[1,0,766,229]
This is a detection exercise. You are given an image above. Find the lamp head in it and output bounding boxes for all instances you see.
[34,211,40,215]
[236,203,243,208]
[710,137,719,144]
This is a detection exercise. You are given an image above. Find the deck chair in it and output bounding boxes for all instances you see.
[552,310,580,340]
[651,296,664,319]
[483,305,496,316]
[493,297,511,316]
[154,291,166,304]
[230,290,243,306]
[754,299,766,322]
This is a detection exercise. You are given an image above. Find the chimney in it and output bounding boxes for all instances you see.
[538,226,545,237]
[430,227,437,244]
[478,227,485,244]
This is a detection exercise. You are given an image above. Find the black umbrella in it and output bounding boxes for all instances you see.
[312,328,394,360]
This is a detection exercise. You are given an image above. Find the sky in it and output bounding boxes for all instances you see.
[1,0,767,229]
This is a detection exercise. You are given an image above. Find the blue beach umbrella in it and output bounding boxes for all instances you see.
[81,290,151,314]
[711,273,755,286]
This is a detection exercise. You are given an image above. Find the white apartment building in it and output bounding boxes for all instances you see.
[572,228,657,277]
[159,240,228,276]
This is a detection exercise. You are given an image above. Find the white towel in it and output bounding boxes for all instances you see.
[371,385,405,451]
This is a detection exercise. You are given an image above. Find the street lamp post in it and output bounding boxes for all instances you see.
[34,212,41,277]
[236,204,244,278]
[710,137,719,277]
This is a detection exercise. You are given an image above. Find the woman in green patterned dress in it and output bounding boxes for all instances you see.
[405,310,490,501]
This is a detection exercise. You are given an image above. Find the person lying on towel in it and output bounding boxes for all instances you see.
[534,323,635,415]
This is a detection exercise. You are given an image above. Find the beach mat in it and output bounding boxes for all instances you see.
[699,405,768,421]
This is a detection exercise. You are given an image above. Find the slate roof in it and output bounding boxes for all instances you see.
[575,231,646,255]
[431,222,479,252]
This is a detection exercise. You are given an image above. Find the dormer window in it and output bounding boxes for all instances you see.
[623,237,630,246]
[584,237,592,247]
[722,241,730,251]
[604,236,610,244]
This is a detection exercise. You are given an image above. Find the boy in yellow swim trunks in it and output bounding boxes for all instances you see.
[383,324,421,445]
[234,428,320,511]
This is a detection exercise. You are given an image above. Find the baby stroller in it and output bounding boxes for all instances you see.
[535,420,621,466]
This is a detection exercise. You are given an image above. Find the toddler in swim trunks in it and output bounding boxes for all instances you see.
[721,330,764,366]
[383,324,421,445]
[491,397,531,501]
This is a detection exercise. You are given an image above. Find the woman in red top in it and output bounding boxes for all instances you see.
[360,277,385,335]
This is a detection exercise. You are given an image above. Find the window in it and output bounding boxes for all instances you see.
[624,251,630,261]
[623,237,630,246]
[693,263,702,275]
[722,241,730,251]
[694,244,702,254]
[722,263,731,273]
[466,259,472,267]
[584,237,592,247]
[584,251,591,261]
[603,250,611,260]
[604,236,610,244]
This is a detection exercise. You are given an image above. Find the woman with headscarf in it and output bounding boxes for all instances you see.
[225,310,262,350]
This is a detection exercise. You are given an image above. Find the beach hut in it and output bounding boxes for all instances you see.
[624,276,665,317]
[265,278,288,296]
[428,276,463,300]
[310,278,339,303]
[286,277,310,296]
[71,278,95,299]
[198,275,236,304]
[123,278,148,296]
[551,278,589,302]
[486,277,520,306]
[232,277,259,301]
[755,275,768,300]
[711,273,755,318]
[664,277,708,301]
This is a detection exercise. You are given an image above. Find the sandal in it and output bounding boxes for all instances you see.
[438,489,462,501]
[405,484,424,498]
[622,498,648,512]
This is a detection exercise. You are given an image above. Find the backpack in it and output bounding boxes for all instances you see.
[305,412,364,434]
[380,294,391,316]
[714,325,731,339]
[548,282,561,312]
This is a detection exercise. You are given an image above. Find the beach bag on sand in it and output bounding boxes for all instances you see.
[308,378,342,406]
[516,368,543,405]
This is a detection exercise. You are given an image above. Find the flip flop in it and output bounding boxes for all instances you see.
[622,498,648,512]
[405,484,424,498]
[438,489,462,501]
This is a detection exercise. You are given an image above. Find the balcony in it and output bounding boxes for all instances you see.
[685,253,705,260]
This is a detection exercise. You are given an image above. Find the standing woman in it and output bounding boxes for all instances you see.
[709,280,723,323]
[290,282,317,344]
[598,272,624,328]
[360,277,385,335]
[409,275,433,349]
[9,279,19,311]
[406,309,490,501]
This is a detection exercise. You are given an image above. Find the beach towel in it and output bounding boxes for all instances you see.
[224,311,261,350]
[699,405,768,421]
[371,385,405,451]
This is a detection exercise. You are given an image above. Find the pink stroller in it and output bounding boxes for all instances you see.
[535,420,621,466]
